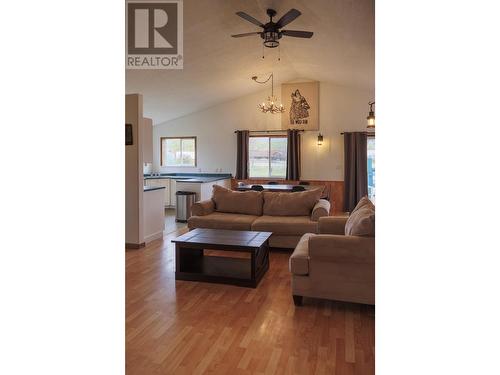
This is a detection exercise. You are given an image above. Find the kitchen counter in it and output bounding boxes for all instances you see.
[143,186,165,243]
[144,185,166,192]
[145,173,231,206]
[144,173,232,183]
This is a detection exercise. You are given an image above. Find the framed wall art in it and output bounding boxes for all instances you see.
[281,81,319,130]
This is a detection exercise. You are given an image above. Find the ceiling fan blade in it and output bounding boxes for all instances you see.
[276,9,301,28]
[231,32,262,38]
[281,30,314,38]
[236,11,264,27]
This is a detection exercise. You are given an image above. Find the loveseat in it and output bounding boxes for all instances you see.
[289,196,375,305]
[188,185,331,249]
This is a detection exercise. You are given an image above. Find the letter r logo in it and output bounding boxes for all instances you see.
[128,2,178,54]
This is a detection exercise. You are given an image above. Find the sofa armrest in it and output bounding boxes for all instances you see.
[308,234,375,264]
[318,216,348,235]
[311,199,331,221]
[191,199,215,216]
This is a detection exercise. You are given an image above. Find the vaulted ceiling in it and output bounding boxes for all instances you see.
[125,0,374,124]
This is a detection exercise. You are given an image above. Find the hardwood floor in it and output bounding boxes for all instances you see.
[126,228,375,374]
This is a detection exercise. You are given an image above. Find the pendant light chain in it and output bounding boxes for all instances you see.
[271,74,274,97]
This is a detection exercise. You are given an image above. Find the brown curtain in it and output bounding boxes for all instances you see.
[343,132,368,212]
[286,130,301,180]
[235,130,249,179]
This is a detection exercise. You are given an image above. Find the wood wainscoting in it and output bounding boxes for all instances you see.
[231,179,345,215]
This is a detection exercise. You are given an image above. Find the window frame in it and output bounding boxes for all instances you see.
[248,134,288,179]
[160,136,197,167]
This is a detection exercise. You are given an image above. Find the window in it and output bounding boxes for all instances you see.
[161,137,196,167]
[367,136,375,202]
[248,136,288,178]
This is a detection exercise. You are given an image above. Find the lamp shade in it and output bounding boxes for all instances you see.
[367,113,375,128]
[366,101,375,128]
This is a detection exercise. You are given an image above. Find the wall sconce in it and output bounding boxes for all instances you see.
[367,101,375,129]
[317,133,324,146]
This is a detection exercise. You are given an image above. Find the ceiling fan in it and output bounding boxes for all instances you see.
[231,8,314,48]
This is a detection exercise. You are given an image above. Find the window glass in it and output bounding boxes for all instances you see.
[367,137,375,203]
[181,138,195,166]
[270,137,287,177]
[161,137,196,167]
[249,136,287,178]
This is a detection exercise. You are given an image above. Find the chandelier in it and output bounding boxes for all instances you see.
[252,73,285,114]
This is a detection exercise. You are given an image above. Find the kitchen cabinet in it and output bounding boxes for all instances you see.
[144,177,230,208]
[175,178,231,202]
[143,187,164,243]
[145,178,173,207]
[213,179,231,189]
[170,179,177,208]
[158,179,171,206]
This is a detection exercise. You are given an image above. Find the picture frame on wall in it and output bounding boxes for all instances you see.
[281,81,319,131]
[125,124,133,145]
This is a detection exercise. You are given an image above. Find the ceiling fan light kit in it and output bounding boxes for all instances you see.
[232,8,314,49]
[264,32,280,48]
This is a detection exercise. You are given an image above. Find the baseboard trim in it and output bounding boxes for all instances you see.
[144,230,164,244]
[125,242,145,249]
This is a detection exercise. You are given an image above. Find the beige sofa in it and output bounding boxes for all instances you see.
[188,185,331,249]
[289,197,375,305]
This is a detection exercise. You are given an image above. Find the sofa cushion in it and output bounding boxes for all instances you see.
[251,215,318,236]
[345,198,375,237]
[351,195,375,213]
[188,212,258,231]
[262,189,322,216]
[289,233,315,275]
[311,199,331,221]
[212,185,263,216]
[191,199,215,216]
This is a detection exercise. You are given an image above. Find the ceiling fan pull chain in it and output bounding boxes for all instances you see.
[262,44,265,59]
[278,45,281,61]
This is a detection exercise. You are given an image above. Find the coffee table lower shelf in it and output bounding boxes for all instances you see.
[175,250,269,288]
[176,255,267,288]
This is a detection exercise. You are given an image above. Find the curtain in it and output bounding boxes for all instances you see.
[235,130,249,179]
[286,129,301,180]
[343,132,368,212]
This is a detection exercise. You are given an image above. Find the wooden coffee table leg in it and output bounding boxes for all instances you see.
[251,250,256,287]
[252,243,269,287]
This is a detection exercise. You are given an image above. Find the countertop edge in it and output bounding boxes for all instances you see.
[144,186,166,192]
[144,175,232,183]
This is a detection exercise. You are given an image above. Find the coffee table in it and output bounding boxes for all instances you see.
[172,228,272,288]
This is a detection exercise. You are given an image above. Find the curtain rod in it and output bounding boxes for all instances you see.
[234,129,305,133]
[340,131,375,135]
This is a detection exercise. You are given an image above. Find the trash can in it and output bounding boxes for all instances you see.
[175,191,197,223]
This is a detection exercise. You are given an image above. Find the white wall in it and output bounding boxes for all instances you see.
[153,81,374,181]
[125,94,144,245]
